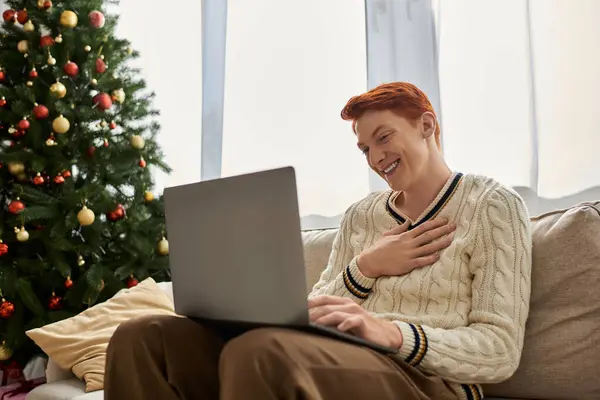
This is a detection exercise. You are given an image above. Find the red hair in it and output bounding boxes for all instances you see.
[340,82,441,149]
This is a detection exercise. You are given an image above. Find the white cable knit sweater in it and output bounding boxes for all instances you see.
[309,172,532,400]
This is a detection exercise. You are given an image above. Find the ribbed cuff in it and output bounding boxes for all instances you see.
[342,257,376,300]
[394,321,429,367]
[455,384,484,400]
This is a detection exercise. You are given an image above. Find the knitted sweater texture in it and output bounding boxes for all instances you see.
[309,172,533,400]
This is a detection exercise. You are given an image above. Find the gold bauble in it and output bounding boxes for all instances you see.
[50,82,66,98]
[157,237,169,256]
[47,56,56,65]
[90,78,97,86]
[26,81,33,87]
[16,227,29,242]
[23,20,34,32]
[111,88,125,103]
[144,191,154,202]
[0,343,12,361]
[84,45,91,52]
[17,40,28,53]
[52,114,70,134]
[130,135,145,149]
[7,162,25,175]
[77,206,95,226]
[60,10,78,28]
[55,34,62,43]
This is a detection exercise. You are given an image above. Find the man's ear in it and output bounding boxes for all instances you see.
[420,112,436,139]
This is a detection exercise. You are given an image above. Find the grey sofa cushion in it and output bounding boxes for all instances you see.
[483,202,600,400]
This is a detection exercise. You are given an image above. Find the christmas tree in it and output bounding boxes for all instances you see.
[0,0,171,366]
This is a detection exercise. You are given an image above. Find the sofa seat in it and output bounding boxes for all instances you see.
[27,201,600,400]
[27,379,101,400]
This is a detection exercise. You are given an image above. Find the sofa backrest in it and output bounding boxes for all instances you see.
[301,201,600,400]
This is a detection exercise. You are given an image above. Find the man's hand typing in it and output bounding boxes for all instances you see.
[308,295,403,349]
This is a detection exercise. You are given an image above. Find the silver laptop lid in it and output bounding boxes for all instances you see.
[163,167,310,325]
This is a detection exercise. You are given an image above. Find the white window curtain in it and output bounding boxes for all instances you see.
[432,0,600,211]
[111,1,203,194]
[119,0,600,226]
[220,0,369,227]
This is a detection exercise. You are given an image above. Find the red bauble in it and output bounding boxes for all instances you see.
[126,276,138,288]
[107,204,126,221]
[0,242,8,256]
[40,35,54,47]
[115,204,125,218]
[87,146,96,157]
[62,170,72,178]
[54,175,65,184]
[33,174,44,185]
[0,97,6,107]
[48,294,62,310]
[2,10,15,23]
[0,299,15,318]
[92,93,112,111]
[103,138,109,147]
[88,10,105,28]
[33,104,49,119]
[8,200,25,214]
[16,9,28,24]
[17,119,29,131]
[64,61,79,77]
[65,277,73,288]
[29,68,38,79]
[139,158,147,168]
[10,127,25,137]
[0,71,5,82]
[109,121,117,129]
[95,58,106,73]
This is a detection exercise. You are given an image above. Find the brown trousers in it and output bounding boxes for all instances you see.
[104,315,457,400]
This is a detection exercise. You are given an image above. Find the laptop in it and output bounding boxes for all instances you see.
[163,166,398,354]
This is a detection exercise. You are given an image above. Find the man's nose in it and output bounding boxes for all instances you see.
[369,147,385,167]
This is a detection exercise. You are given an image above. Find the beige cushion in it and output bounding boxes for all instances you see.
[484,201,600,399]
[301,229,338,292]
[26,278,177,392]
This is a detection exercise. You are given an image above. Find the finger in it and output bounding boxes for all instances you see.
[337,315,365,333]
[308,295,352,309]
[412,221,456,245]
[407,253,441,271]
[383,220,410,236]
[309,302,361,322]
[407,218,449,239]
[314,311,354,327]
[414,232,454,257]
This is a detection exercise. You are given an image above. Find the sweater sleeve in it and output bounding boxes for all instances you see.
[392,186,532,384]
[308,204,376,303]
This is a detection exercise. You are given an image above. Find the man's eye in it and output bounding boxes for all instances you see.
[361,148,369,155]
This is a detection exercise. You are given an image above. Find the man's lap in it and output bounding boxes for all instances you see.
[109,315,456,399]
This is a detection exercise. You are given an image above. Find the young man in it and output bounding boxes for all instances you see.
[105,82,532,400]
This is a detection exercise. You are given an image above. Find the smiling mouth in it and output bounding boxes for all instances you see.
[382,160,400,176]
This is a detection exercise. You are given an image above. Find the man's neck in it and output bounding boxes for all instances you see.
[395,160,453,221]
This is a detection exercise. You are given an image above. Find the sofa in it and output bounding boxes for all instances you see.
[27,201,600,400]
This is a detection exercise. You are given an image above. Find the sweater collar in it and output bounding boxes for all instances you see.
[386,172,464,230]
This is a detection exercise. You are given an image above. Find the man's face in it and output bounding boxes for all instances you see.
[355,109,431,192]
